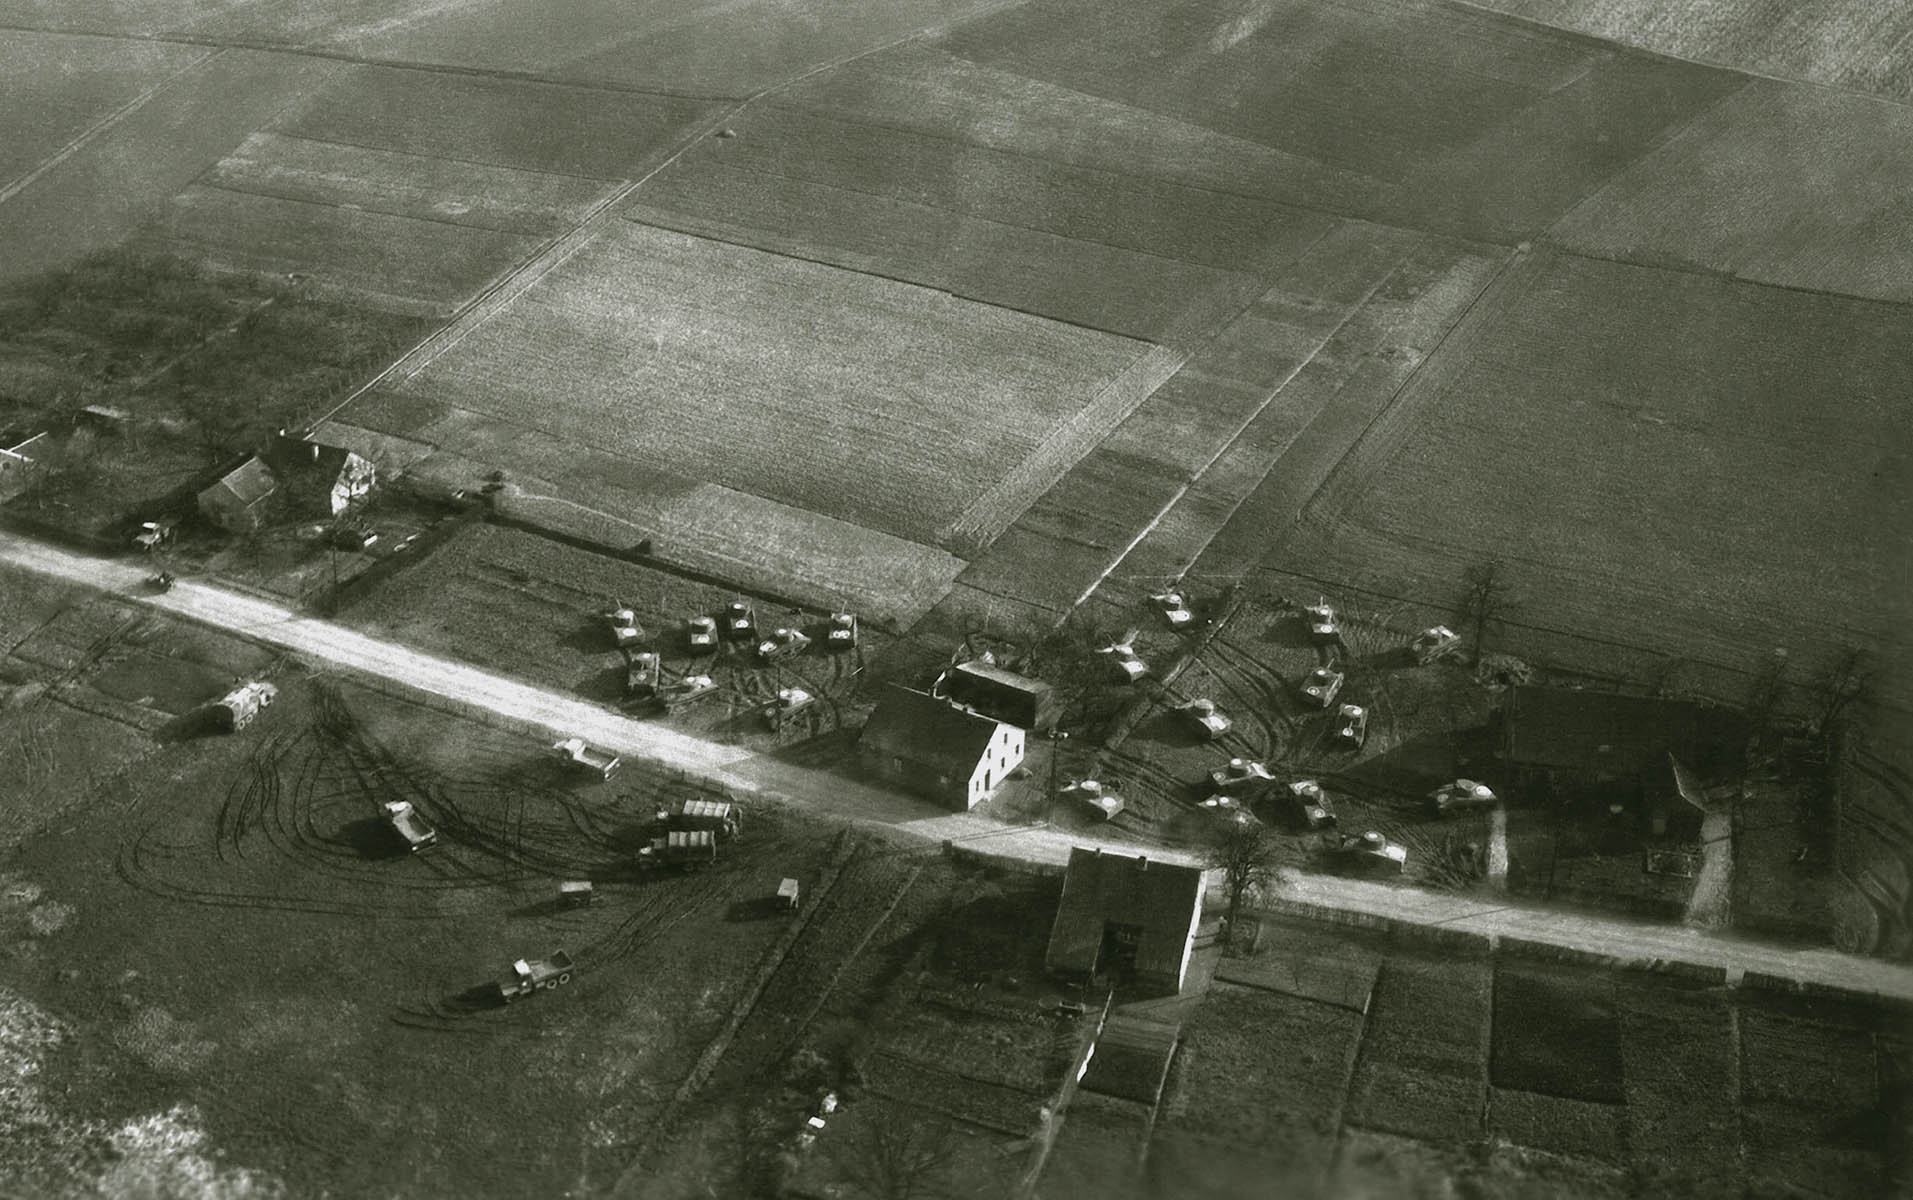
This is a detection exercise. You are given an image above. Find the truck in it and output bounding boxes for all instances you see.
[381,799,437,852]
[551,737,620,779]
[637,829,718,872]
[495,950,574,1002]
[210,682,277,732]
[656,797,743,840]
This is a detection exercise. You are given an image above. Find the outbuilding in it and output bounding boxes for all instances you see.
[196,456,278,533]
[1046,847,1206,996]
[858,684,1024,811]
[267,429,375,517]
[938,659,1058,732]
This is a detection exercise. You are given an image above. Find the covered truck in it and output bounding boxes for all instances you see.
[637,829,717,872]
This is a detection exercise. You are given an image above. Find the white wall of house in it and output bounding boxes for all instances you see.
[964,723,1026,807]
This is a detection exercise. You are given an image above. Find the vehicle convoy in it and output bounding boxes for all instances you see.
[1300,666,1344,707]
[1099,630,1148,683]
[685,615,719,654]
[623,651,661,701]
[1411,625,1460,664]
[655,797,742,840]
[600,602,646,650]
[722,601,757,641]
[1284,780,1337,830]
[764,687,814,729]
[756,627,811,663]
[551,737,620,779]
[825,612,858,651]
[1210,758,1276,795]
[1332,831,1407,875]
[1333,703,1368,750]
[1177,697,1232,741]
[638,829,718,871]
[382,799,437,851]
[1151,591,1195,630]
[495,950,574,1002]
[1429,779,1497,816]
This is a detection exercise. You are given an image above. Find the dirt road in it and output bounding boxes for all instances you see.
[4,530,1910,1000]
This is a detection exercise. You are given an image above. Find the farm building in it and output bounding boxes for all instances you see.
[936,658,1058,731]
[196,456,278,533]
[1046,847,1206,996]
[0,432,49,501]
[858,684,1025,811]
[267,429,375,517]
[1502,686,1747,783]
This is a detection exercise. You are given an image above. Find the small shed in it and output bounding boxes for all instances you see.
[197,456,278,533]
[859,684,1025,811]
[939,659,1058,732]
[1046,847,1206,996]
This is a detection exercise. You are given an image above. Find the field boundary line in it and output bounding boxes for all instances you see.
[186,177,559,238]
[257,129,624,185]
[0,46,219,207]
[606,833,860,1195]
[1067,258,1401,615]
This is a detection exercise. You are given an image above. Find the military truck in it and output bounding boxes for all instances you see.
[551,737,620,779]
[495,950,574,1002]
[382,799,437,852]
[656,797,743,841]
[637,829,718,872]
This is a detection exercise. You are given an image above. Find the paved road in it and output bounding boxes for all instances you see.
[5,530,1911,1000]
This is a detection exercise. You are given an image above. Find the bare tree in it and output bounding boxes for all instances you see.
[1458,560,1512,661]
[830,1113,956,1200]
[1207,820,1278,950]
[1814,647,1873,736]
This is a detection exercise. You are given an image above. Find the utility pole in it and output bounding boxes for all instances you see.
[1048,729,1068,824]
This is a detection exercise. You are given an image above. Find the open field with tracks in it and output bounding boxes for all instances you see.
[1270,248,1913,705]
[367,222,1167,550]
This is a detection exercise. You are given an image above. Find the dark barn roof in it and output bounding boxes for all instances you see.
[202,456,278,508]
[1047,847,1204,985]
[951,659,1053,698]
[859,685,1004,777]
[1503,686,1747,779]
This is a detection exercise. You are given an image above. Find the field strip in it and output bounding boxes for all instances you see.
[7,530,1910,999]
[0,46,217,206]
[1066,265,1403,613]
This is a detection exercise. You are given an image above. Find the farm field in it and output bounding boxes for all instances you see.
[365,221,1166,551]
[1269,248,1913,709]
[0,670,847,1197]
[1549,79,1913,303]
[0,45,344,286]
[0,32,207,190]
[933,0,1743,242]
[1464,0,1913,103]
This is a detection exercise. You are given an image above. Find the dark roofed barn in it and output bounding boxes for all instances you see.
[1046,847,1206,996]
[196,456,278,533]
[1502,686,1748,784]
[859,685,1025,811]
[267,430,375,517]
[941,659,1058,731]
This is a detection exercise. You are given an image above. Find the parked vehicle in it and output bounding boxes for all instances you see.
[1062,778,1124,820]
[1304,600,1341,645]
[1176,697,1231,741]
[1411,625,1460,665]
[1099,630,1148,683]
[1209,757,1276,795]
[381,799,437,851]
[132,519,175,552]
[1300,666,1343,707]
[763,687,814,729]
[551,737,620,779]
[685,615,719,654]
[495,950,574,1002]
[825,612,858,651]
[623,651,661,701]
[1198,794,1256,827]
[1331,831,1406,875]
[1332,703,1368,750]
[1151,591,1195,630]
[776,877,802,911]
[1429,779,1497,816]
[756,626,812,663]
[559,881,594,908]
[722,601,757,641]
[147,571,175,593]
[656,674,718,711]
[1284,780,1338,830]
[637,829,717,872]
[210,682,276,732]
[600,602,645,650]
[656,797,742,840]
